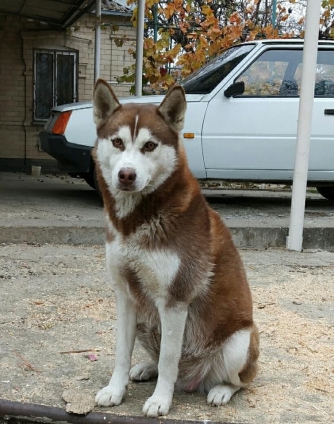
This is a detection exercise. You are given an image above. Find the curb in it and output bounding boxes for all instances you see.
[0,227,106,246]
[231,227,334,250]
[1,226,334,250]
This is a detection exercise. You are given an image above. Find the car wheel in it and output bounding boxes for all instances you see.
[80,172,95,190]
[316,186,334,201]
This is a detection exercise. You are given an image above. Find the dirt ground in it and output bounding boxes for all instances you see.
[0,244,333,423]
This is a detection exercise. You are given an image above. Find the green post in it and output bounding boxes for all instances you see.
[153,3,158,42]
[272,0,277,27]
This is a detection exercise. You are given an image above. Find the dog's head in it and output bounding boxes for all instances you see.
[92,79,186,194]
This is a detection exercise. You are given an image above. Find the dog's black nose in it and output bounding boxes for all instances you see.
[118,168,136,186]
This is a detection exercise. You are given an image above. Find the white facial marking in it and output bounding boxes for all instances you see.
[135,127,152,147]
[134,114,139,137]
[96,122,177,218]
[118,126,132,148]
[96,134,142,218]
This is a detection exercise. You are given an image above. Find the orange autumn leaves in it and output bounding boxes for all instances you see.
[121,0,332,93]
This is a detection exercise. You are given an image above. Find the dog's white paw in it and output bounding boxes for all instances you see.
[207,385,237,406]
[95,385,124,407]
[130,362,158,382]
[143,395,171,417]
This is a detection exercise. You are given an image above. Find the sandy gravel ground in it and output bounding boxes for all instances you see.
[0,244,333,423]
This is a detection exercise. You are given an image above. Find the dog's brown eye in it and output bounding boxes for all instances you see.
[143,141,157,152]
[112,138,123,149]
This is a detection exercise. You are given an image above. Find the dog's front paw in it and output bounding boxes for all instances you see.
[95,385,124,407]
[143,395,171,417]
[207,384,236,406]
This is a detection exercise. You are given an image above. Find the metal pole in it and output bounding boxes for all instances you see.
[94,0,101,82]
[271,0,277,27]
[286,0,322,252]
[135,0,145,96]
[153,3,158,43]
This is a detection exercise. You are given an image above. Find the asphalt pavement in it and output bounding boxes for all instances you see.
[0,171,334,250]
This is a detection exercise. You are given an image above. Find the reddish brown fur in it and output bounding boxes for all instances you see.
[239,324,260,383]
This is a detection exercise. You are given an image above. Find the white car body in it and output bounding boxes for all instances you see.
[39,39,334,200]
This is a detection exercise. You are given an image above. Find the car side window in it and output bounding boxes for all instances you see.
[235,49,302,97]
[295,50,334,97]
[235,48,334,97]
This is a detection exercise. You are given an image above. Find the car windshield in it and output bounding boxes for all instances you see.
[180,44,255,94]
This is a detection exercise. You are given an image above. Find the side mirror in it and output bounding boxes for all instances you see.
[224,81,245,98]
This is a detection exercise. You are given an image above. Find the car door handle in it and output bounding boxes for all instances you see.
[324,109,334,115]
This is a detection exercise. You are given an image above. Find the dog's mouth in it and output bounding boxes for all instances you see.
[115,178,150,193]
[116,182,140,193]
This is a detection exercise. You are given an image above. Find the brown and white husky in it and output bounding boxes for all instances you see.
[92,79,259,417]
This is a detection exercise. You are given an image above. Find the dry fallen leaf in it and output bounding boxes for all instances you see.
[62,389,95,415]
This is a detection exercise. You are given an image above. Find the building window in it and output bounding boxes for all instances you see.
[34,49,78,121]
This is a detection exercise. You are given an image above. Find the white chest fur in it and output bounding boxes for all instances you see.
[106,218,180,299]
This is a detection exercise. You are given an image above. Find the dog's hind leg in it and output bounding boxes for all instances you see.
[130,324,160,382]
[207,384,241,405]
[205,325,259,406]
[130,362,158,381]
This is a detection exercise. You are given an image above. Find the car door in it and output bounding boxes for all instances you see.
[201,46,334,182]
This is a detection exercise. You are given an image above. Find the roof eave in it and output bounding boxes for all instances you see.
[101,10,132,17]
[62,0,96,28]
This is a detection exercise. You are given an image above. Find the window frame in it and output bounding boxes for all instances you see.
[33,48,79,122]
[180,44,255,94]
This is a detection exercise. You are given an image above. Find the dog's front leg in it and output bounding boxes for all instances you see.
[95,287,136,407]
[143,302,188,417]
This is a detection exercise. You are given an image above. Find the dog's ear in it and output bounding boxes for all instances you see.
[93,79,120,127]
[158,85,187,132]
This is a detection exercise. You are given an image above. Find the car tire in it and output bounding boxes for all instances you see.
[82,172,96,190]
[316,186,334,201]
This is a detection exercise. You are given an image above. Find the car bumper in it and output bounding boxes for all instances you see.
[39,132,93,173]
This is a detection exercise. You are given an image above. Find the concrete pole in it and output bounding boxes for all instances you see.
[286,0,322,252]
[94,0,101,82]
[135,0,145,96]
